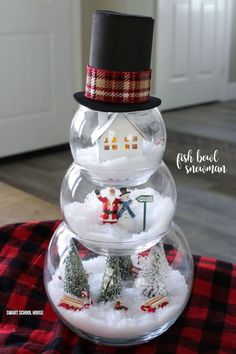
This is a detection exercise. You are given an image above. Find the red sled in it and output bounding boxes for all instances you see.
[114,299,128,311]
[141,295,169,313]
[59,293,92,312]
[131,265,141,277]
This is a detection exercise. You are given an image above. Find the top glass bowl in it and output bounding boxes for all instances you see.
[70,106,166,185]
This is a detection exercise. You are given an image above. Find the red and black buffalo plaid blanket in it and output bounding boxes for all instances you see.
[0,220,235,353]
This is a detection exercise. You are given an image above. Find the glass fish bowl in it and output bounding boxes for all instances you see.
[70,106,166,185]
[60,162,176,255]
[44,222,193,346]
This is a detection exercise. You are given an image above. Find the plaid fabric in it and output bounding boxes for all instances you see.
[0,220,235,353]
[85,65,151,104]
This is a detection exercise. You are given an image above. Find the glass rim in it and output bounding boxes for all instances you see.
[68,160,168,174]
[64,221,171,246]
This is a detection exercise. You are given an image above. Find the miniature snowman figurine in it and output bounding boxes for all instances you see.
[95,188,120,224]
[117,188,136,232]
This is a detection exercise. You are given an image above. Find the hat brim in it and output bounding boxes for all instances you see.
[120,191,131,197]
[74,92,161,112]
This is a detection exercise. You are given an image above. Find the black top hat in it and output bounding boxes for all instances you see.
[119,187,131,197]
[74,10,161,112]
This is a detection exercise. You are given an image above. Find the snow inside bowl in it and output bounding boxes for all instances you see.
[60,162,176,255]
[70,106,166,185]
[44,222,193,346]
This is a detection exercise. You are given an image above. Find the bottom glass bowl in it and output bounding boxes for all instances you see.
[44,222,193,346]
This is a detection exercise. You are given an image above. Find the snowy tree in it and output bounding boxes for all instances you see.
[100,256,122,302]
[63,239,89,298]
[139,241,170,298]
[118,256,133,281]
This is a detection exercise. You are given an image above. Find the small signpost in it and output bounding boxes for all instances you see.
[136,195,153,231]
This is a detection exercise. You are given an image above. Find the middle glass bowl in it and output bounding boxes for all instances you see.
[61,163,176,255]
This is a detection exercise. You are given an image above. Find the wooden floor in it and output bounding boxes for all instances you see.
[0,181,60,225]
[0,101,235,263]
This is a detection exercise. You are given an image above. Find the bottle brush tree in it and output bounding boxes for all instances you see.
[118,256,133,281]
[63,239,89,298]
[100,256,122,302]
[139,241,170,298]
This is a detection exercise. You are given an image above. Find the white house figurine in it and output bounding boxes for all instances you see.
[91,112,146,162]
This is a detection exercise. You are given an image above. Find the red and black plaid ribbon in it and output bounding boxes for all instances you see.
[85,65,151,104]
[0,220,236,353]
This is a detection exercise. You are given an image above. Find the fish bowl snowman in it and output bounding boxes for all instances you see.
[117,188,136,232]
[44,10,193,347]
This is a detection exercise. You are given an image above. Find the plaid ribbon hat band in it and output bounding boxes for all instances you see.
[85,65,151,104]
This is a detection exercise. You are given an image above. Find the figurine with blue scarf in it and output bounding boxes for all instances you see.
[117,188,136,232]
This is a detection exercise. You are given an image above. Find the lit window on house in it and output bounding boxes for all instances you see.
[112,137,118,142]
[132,136,138,142]
[104,137,109,143]
[112,145,118,150]
[104,145,109,150]
[125,144,130,150]
[132,144,138,149]
[124,137,130,142]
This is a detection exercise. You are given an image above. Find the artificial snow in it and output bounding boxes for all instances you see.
[64,187,175,250]
[47,254,189,339]
[75,141,164,181]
